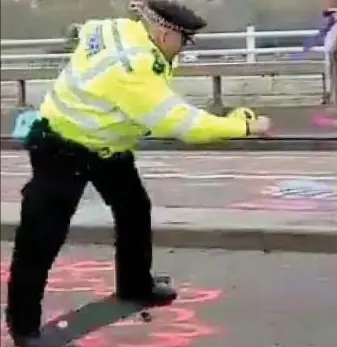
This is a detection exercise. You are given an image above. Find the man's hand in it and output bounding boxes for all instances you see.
[226,107,258,121]
[225,107,271,136]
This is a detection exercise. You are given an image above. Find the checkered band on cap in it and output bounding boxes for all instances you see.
[141,6,195,34]
[332,9,337,19]
[326,7,337,16]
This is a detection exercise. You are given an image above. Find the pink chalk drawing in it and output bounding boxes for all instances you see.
[1,259,224,347]
[312,113,337,129]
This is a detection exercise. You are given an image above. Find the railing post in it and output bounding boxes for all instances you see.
[322,52,330,104]
[210,76,224,115]
[17,79,27,107]
[246,25,256,63]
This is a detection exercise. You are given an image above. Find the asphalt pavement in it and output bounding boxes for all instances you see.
[1,151,336,253]
[1,242,336,347]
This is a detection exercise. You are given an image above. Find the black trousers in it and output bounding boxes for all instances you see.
[6,120,153,336]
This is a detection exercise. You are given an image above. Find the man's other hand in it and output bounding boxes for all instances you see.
[226,107,258,121]
[225,107,271,136]
[248,116,271,136]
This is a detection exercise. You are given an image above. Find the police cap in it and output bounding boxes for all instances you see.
[142,0,207,36]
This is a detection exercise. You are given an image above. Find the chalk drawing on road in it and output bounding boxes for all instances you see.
[0,259,223,347]
[262,179,337,200]
[230,179,337,212]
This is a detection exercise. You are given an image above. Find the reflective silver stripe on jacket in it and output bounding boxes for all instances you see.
[141,96,181,128]
[111,21,133,72]
[57,47,148,115]
[140,96,202,138]
[50,89,121,141]
[171,106,201,138]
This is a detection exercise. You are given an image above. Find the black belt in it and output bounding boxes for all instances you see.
[26,118,131,161]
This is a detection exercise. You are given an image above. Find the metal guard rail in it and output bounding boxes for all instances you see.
[1,26,336,107]
[1,60,333,109]
[0,26,322,64]
[0,61,327,79]
[0,29,320,47]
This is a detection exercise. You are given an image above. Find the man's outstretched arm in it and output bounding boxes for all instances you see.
[104,52,270,143]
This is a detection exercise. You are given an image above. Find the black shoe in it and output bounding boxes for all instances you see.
[117,281,177,305]
[12,332,42,347]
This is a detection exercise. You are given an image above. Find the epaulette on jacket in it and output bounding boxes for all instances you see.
[151,48,166,75]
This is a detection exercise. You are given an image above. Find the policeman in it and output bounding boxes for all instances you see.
[6,0,270,346]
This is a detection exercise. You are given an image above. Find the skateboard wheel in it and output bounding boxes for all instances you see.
[57,320,68,329]
[140,310,152,322]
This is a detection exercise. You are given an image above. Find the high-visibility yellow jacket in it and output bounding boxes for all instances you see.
[40,18,248,154]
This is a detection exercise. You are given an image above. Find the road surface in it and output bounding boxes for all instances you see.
[1,150,336,253]
[1,242,336,347]
[2,150,336,209]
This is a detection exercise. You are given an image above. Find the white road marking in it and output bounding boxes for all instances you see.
[143,174,337,180]
[2,151,336,161]
[1,155,22,159]
[1,171,336,181]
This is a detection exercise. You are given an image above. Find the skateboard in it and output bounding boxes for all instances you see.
[26,275,174,347]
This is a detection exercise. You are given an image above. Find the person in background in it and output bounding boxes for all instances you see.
[322,0,337,52]
[6,1,270,346]
[313,1,337,126]
[303,1,336,49]
[323,1,337,109]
